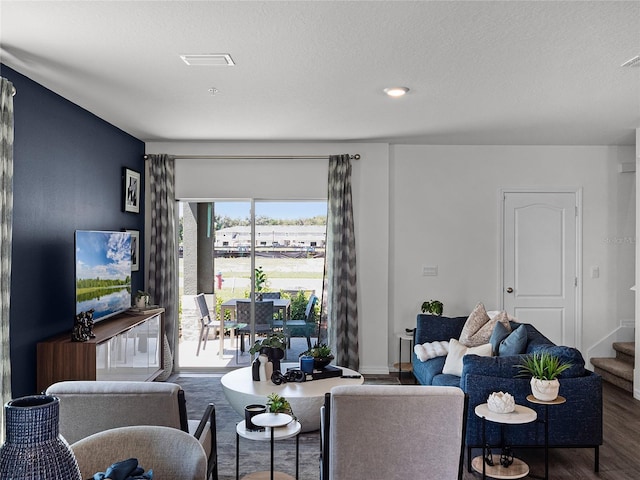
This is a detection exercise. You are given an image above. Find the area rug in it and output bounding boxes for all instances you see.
[172,373,399,480]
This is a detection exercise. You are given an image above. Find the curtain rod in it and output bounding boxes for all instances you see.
[143,153,360,160]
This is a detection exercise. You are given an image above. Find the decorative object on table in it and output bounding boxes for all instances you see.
[516,351,572,401]
[405,327,415,335]
[252,354,273,382]
[0,395,82,480]
[123,167,140,213]
[271,369,305,385]
[244,404,267,432]
[91,457,152,480]
[300,343,334,370]
[420,299,443,316]
[249,332,286,373]
[487,391,516,414]
[266,393,294,419]
[135,290,150,309]
[71,309,95,342]
[299,355,314,374]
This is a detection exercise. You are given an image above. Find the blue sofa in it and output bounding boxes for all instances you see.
[412,314,602,470]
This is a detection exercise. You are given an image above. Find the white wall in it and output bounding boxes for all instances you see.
[146,141,391,374]
[390,145,635,370]
[146,141,635,375]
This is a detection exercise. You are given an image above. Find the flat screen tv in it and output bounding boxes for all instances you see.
[75,230,132,322]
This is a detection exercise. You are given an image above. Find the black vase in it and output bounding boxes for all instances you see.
[261,346,284,373]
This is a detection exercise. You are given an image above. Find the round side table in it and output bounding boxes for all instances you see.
[471,403,537,480]
[526,394,566,480]
[236,413,301,480]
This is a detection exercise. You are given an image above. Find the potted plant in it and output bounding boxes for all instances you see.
[300,343,334,370]
[254,266,268,300]
[516,352,572,401]
[249,332,286,372]
[421,299,443,316]
[135,290,150,309]
[266,392,292,414]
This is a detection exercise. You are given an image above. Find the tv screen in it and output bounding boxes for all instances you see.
[75,230,132,321]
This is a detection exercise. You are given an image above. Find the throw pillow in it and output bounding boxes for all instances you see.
[459,304,511,347]
[442,338,492,376]
[414,340,450,362]
[498,325,528,356]
[489,320,511,355]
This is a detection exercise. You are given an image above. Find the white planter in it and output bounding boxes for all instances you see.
[530,378,560,401]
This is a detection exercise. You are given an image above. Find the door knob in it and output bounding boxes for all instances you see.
[506,287,514,293]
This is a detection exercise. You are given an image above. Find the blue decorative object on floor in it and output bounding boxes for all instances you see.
[0,395,82,480]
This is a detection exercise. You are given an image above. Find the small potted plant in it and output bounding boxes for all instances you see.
[300,343,334,370]
[421,299,443,316]
[516,352,572,401]
[135,290,150,309]
[249,332,286,372]
[266,393,294,419]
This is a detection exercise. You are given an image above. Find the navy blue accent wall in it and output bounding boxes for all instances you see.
[2,65,145,397]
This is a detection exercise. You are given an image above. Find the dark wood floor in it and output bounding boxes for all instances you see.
[398,376,640,479]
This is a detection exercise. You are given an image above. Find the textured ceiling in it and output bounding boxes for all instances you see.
[1,0,639,145]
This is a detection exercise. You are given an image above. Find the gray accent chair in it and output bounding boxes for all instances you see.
[71,425,207,480]
[45,380,217,480]
[321,385,468,480]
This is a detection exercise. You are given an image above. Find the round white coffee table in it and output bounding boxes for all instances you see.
[221,363,364,432]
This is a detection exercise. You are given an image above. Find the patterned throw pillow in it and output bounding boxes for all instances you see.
[459,304,512,347]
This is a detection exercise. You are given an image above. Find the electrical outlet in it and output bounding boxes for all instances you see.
[422,265,438,276]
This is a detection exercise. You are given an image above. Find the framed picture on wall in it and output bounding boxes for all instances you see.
[127,229,140,271]
[123,167,140,213]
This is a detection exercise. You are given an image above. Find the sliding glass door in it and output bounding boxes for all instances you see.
[177,199,326,370]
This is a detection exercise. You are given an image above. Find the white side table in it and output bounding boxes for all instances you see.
[471,403,537,480]
[236,413,301,480]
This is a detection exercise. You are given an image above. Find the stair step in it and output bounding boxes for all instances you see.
[591,357,634,381]
[593,365,634,393]
[613,342,635,361]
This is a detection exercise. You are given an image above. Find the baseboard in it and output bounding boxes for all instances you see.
[359,365,390,375]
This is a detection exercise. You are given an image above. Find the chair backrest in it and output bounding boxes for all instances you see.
[237,300,274,328]
[194,293,212,324]
[71,425,207,480]
[261,292,281,299]
[305,294,318,321]
[45,380,187,444]
[324,385,467,480]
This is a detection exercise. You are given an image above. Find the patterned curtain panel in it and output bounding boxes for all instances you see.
[0,78,14,441]
[147,155,177,356]
[322,154,359,370]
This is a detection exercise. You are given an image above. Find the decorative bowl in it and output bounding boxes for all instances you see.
[487,391,515,414]
[313,355,334,370]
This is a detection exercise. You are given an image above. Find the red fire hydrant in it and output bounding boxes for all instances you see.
[215,271,224,290]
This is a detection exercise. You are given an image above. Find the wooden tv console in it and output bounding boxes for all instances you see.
[37,308,165,393]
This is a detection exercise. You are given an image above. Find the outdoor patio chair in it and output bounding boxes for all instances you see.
[236,300,275,359]
[274,294,318,350]
[194,293,220,356]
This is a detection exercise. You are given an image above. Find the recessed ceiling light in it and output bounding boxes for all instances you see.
[384,86,409,97]
[180,54,235,66]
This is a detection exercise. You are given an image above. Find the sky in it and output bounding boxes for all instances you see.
[214,201,327,220]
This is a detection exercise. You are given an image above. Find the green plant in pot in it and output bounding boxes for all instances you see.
[300,343,334,370]
[421,299,443,316]
[249,332,286,372]
[516,352,572,401]
[266,393,294,419]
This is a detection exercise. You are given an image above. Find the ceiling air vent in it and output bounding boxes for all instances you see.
[180,54,235,66]
[621,55,640,68]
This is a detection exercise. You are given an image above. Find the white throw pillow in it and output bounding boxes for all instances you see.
[442,338,492,376]
[414,340,450,362]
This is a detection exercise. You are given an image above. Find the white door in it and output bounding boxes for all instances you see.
[502,191,579,347]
